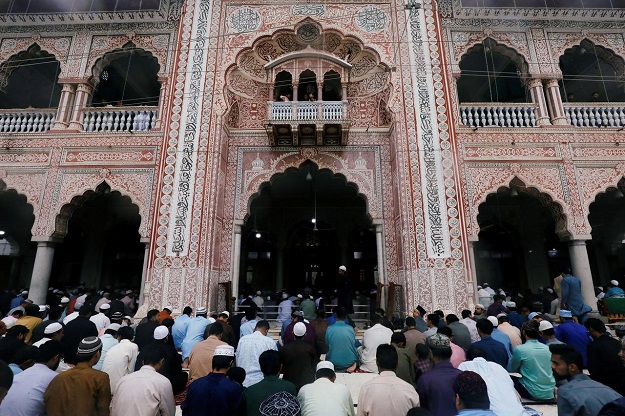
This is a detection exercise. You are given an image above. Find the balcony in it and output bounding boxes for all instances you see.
[564,103,625,128]
[460,103,537,128]
[0,109,56,133]
[82,107,159,132]
[264,101,350,146]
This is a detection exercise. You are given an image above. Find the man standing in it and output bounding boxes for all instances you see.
[188,321,227,381]
[181,345,243,415]
[560,269,592,322]
[555,309,590,367]
[243,350,296,416]
[403,317,427,363]
[416,334,461,416]
[336,265,354,316]
[134,309,160,350]
[509,320,555,401]
[110,343,175,416]
[300,295,317,321]
[181,307,213,362]
[357,345,420,416]
[468,319,509,369]
[585,318,625,395]
[44,337,111,416]
[61,304,98,365]
[358,314,393,373]
[550,344,621,416]
[280,322,318,392]
[298,361,355,416]
[325,307,358,371]
[0,340,62,416]
[101,326,138,394]
[276,293,294,326]
[236,320,278,387]
[172,306,192,350]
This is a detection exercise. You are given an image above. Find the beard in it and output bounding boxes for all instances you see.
[552,370,569,381]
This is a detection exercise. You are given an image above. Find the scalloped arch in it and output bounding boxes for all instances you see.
[459,37,530,78]
[0,43,60,91]
[88,42,162,86]
[561,39,625,81]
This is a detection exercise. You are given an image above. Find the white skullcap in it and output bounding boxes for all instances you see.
[539,321,553,331]
[507,301,516,308]
[44,322,63,334]
[38,305,47,312]
[256,291,262,295]
[611,280,619,286]
[125,290,133,294]
[107,323,121,332]
[598,286,604,291]
[487,316,499,327]
[220,311,230,317]
[293,322,307,337]
[282,293,288,299]
[477,285,482,289]
[297,294,303,299]
[100,303,111,310]
[338,265,347,271]
[60,297,70,303]
[21,290,28,295]
[154,325,169,340]
[316,361,335,372]
[214,345,235,357]
[496,313,507,318]
[163,305,173,312]
[196,307,207,315]
[547,288,554,294]
[475,304,484,309]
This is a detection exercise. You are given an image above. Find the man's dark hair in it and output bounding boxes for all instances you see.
[78,304,94,316]
[584,318,606,334]
[316,368,335,379]
[212,354,233,371]
[497,315,509,323]
[549,344,583,370]
[466,347,487,361]
[445,314,459,324]
[36,340,64,363]
[11,345,37,365]
[255,320,270,331]
[391,332,406,345]
[259,350,281,376]
[48,306,63,321]
[244,304,257,321]
[104,328,118,336]
[7,325,28,337]
[162,318,174,328]
[405,317,416,327]
[183,306,193,316]
[427,314,440,326]
[335,307,348,320]
[416,343,430,359]
[492,294,501,303]
[523,321,540,339]
[25,304,40,316]
[434,310,444,318]
[542,328,556,337]
[0,360,13,393]
[140,343,167,366]
[218,312,229,320]
[226,366,246,385]
[461,309,472,319]
[437,326,453,338]
[406,408,433,416]
[146,309,160,320]
[476,319,494,335]
[431,346,452,360]
[370,314,382,325]
[118,326,134,341]
[376,344,398,370]
[208,322,224,336]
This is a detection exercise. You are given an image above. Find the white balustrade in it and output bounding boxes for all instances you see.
[82,106,158,132]
[268,101,344,121]
[0,109,56,133]
[564,104,625,128]
[460,104,537,128]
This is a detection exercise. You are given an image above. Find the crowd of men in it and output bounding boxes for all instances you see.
[0,267,624,415]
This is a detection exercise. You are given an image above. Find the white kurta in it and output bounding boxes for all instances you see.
[298,377,355,416]
[110,365,175,416]
[357,324,393,373]
[102,339,139,393]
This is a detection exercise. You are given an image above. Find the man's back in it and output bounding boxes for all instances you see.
[496,323,521,349]
[416,361,461,416]
[357,371,419,416]
[326,321,358,370]
[181,317,211,359]
[134,321,158,350]
[102,339,139,393]
[359,324,393,372]
[555,321,590,367]
[299,378,354,416]
[62,317,98,364]
[181,372,243,416]
[557,374,621,416]
[280,340,318,392]
[403,328,426,362]
[171,314,191,349]
[587,334,625,395]
[447,322,472,351]
[110,365,175,416]
[244,375,296,416]
[44,362,111,416]
[188,336,227,381]
[0,363,57,416]
[236,332,277,387]
[509,340,555,400]
[469,336,509,369]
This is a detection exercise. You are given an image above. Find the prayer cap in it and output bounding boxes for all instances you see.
[338,265,346,271]
[427,333,450,349]
[111,312,123,319]
[196,307,207,315]
[44,322,63,335]
[559,309,573,318]
[77,336,102,356]
[163,305,173,312]
[100,303,110,310]
[260,391,300,416]
[214,345,235,357]
[507,301,516,308]
[539,321,553,331]
[454,371,489,401]
[316,361,334,372]
[107,323,121,332]
[60,297,70,303]
[293,322,307,337]
[487,316,498,327]
[474,304,484,309]
[154,325,169,340]
[220,310,230,317]
[528,312,541,320]
[611,280,619,286]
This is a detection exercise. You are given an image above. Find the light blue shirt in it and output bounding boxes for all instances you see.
[94,333,119,371]
[509,340,555,400]
[8,363,21,375]
[491,328,513,363]
[240,319,258,338]
[0,363,58,416]
[326,321,358,370]
[277,300,294,324]
[457,410,497,415]
[181,316,212,360]
[236,331,278,387]
[172,314,191,349]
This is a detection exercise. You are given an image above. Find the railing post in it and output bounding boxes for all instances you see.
[544,79,568,126]
[528,78,551,127]
[68,83,93,130]
[52,83,76,130]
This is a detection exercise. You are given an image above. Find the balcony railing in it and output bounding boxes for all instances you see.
[564,103,625,128]
[460,103,536,128]
[82,106,158,132]
[268,101,346,121]
[0,109,56,133]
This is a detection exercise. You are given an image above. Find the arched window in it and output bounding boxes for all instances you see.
[559,40,625,103]
[274,71,293,101]
[322,70,342,101]
[91,44,160,107]
[298,69,317,101]
[0,45,61,109]
[457,39,528,103]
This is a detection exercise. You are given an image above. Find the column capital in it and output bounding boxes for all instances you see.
[562,235,592,243]
[527,78,543,89]
[543,78,561,89]
[31,236,62,244]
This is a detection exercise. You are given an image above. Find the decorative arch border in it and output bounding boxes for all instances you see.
[86,39,166,83]
[577,163,625,217]
[0,43,62,91]
[235,148,382,221]
[466,166,572,240]
[458,37,530,78]
[0,178,37,228]
[550,33,625,78]
[50,169,154,239]
[559,38,625,82]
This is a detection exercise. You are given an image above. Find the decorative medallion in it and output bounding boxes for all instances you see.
[251,153,264,171]
[356,7,388,33]
[292,4,325,16]
[230,8,261,33]
[297,23,321,44]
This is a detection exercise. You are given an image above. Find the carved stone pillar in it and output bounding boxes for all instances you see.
[269,83,275,102]
[528,78,550,126]
[138,238,150,306]
[374,221,387,310]
[231,221,243,303]
[68,83,93,130]
[317,82,323,101]
[544,79,568,126]
[52,83,76,129]
[28,238,61,305]
[292,83,299,102]
[155,77,168,129]
[567,239,597,311]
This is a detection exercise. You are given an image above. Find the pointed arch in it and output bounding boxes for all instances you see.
[459,37,530,78]
[89,42,161,87]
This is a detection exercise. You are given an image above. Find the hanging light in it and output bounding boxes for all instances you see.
[311,218,316,224]
[255,232,261,239]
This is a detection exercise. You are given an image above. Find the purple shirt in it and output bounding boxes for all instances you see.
[487,302,507,317]
[416,361,462,416]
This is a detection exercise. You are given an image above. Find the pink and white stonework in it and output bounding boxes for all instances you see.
[1,0,623,314]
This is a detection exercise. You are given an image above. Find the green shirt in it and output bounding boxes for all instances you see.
[509,340,555,400]
[243,375,296,416]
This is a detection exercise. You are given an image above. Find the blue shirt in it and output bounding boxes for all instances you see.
[172,314,191,349]
[605,287,625,298]
[416,361,462,416]
[490,329,513,362]
[181,316,211,360]
[507,312,526,330]
[0,363,58,416]
[181,372,243,416]
[469,336,509,369]
[555,320,591,367]
[236,331,278,387]
[325,321,358,370]
[240,319,258,338]
[9,296,24,310]
[556,373,621,416]
[457,410,497,416]
[94,334,118,371]
[561,274,592,317]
